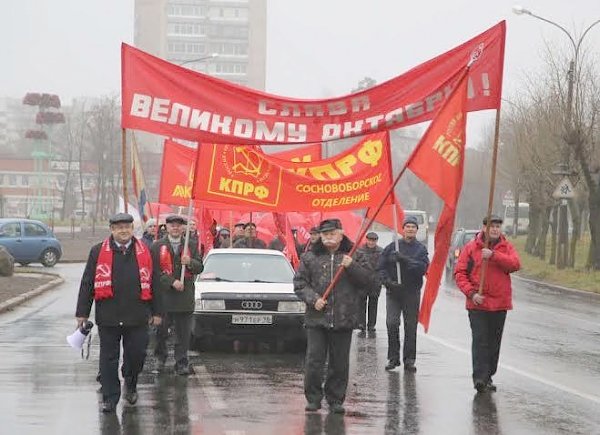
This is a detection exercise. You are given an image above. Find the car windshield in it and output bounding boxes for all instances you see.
[199,253,294,283]
[463,232,477,244]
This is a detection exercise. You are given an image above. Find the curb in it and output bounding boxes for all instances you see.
[513,274,598,296]
[0,274,65,314]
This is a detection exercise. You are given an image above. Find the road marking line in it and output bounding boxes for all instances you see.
[517,304,600,329]
[192,365,227,410]
[421,332,600,405]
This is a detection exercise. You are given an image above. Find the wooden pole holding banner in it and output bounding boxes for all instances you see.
[121,128,128,212]
[180,198,194,284]
[392,203,402,285]
[322,159,410,301]
[478,109,502,295]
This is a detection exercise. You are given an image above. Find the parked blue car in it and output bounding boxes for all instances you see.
[0,219,62,267]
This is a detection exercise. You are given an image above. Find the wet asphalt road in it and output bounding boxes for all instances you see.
[0,263,599,435]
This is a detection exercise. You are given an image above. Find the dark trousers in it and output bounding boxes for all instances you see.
[304,327,353,406]
[98,324,149,405]
[359,294,380,329]
[386,289,420,364]
[154,312,193,368]
[468,310,507,384]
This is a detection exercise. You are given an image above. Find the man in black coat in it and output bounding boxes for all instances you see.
[76,213,162,413]
[151,214,204,376]
[294,219,375,415]
[378,216,429,373]
[357,232,384,334]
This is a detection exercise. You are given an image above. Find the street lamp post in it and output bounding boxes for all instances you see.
[513,6,600,268]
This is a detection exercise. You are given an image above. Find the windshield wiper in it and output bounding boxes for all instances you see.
[202,276,235,282]
[251,279,283,283]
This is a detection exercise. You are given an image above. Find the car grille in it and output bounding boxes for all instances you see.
[225,300,278,311]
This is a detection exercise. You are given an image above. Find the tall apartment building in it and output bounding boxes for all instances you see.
[134,0,267,90]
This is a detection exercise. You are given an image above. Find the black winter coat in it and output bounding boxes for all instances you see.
[294,236,375,330]
[76,237,162,326]
[151,237,204,313]
[357,244,384,296]
[378,238,429,294]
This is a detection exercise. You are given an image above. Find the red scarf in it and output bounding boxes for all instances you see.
[159,243,192,278]
[94,238,153,301]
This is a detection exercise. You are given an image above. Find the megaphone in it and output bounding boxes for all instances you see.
[67,320,94,349]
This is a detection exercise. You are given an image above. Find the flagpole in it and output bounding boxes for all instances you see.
[229,211,233,248]
[132,132,153,220]
[478,108,502,295]
[121,128,128,212]
[155,204,161,241]
[321,67,470,301]
[392,203,402,285]
[180,198,194,284]
[321,163,410,300]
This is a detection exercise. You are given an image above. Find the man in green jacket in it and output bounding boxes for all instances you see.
[151,214,203,375]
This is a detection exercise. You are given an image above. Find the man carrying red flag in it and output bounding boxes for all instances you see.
[151,214,203,376]
[454,214,520,392]
[378,217,429,372]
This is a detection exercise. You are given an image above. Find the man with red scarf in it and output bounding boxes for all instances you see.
[76,213,162,413]
[151,214,203,376]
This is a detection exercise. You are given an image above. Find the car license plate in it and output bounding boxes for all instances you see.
[231,314,273,325]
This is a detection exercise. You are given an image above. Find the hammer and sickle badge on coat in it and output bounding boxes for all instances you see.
[139,267,151,282]
[95,264,111,279]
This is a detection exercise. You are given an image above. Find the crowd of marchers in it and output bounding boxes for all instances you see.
[75,211,519,415]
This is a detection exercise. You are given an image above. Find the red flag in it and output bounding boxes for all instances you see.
[365,193,405,235]
[272,212,300,269]
[158,140,196,207]
[407,71,469,332]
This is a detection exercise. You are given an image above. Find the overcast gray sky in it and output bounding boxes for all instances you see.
[2,0,600,145]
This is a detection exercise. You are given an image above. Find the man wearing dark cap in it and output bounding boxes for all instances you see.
[231,222,246,245]
[357,232,384,335]
[378,215,429,373]
[454,214,520,392]
[76,213,162,412]
[233,222,267,249]
[151,214,204,375]
[294,218,376,415]
[300,227,320,254]
[215,227,232,248]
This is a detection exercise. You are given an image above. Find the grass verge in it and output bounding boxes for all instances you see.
[511,236,600,294]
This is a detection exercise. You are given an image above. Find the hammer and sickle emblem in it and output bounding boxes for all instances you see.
[232,147,264,178]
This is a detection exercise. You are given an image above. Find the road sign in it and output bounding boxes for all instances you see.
[502,190,514,206]
[552,177,575,199]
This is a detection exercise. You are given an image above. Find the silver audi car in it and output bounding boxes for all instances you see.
[193,248,306,351]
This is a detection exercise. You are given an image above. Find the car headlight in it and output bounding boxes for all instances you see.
[198,299,225,310]
[277,301,306,313]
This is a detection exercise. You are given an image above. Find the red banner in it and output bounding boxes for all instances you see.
[158,140,196,207]
[192,132,392,212]
[407,71,469,332]
[262,143,321,162]
[159,141,326,207]
[122,22,505,144]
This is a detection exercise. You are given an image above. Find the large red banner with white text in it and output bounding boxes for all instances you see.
[192,132,393,212]
[122,22,505,144]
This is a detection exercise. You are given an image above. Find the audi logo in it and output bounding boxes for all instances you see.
[241,300,263,309]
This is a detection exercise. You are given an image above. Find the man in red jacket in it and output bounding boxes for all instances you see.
[454,214,520,393]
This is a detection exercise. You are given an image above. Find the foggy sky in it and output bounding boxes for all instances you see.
[2,0,600,145]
